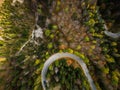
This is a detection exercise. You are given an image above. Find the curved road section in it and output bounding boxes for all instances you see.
[41,53,96,90]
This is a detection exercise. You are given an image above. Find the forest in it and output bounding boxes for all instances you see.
[0,0,120,90]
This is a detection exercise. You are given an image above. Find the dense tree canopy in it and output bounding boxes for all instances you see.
[0,0,120,90]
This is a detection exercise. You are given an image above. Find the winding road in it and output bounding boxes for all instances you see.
[41,53,96,90]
